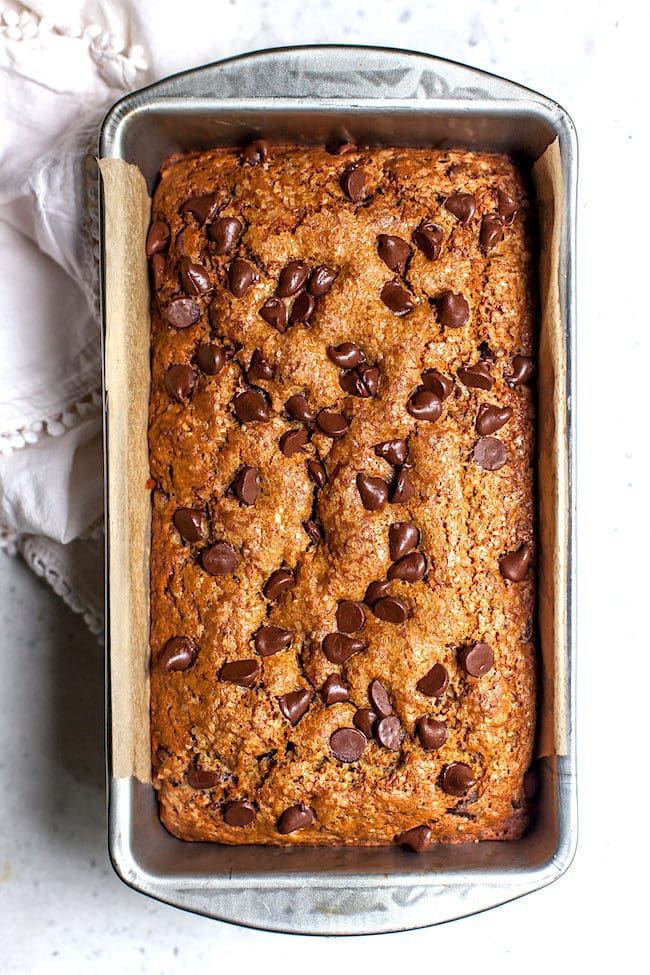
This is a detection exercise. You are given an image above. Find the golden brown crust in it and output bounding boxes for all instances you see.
[148,146,536,846]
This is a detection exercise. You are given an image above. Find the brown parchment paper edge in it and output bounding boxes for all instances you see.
[102,140,568,783]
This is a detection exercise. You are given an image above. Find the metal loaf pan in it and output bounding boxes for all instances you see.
[99,45,577,935]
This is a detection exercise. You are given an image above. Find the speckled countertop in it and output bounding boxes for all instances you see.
[1,0,647,971]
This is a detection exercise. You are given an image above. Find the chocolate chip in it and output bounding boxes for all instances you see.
[164,297,201,329]
[309,264,338,296]
[330,727,366,762]
[306,459,327,487]
[289,291,316,325]
[374,439,408,466]
[413,221,444,261]
[417,716,448,750]
[278,689,312,724]
[151,253,166,290]
[322,633,365,664]
[165,364,196,401]
[245,348,273,383]
[195,343,225,376]
[327,342,366,369]
[219,658,259,686]
[259,297,288,333]
[416,663,449,697]
[280,428,308,457]
[207,216,243,254]
[377,234,412,273]
[263,568,295,601]
[440,762,475,796]
[229,258,258,297]
[286,394,316,423]
[476,403,513,435]
[458,361,494,390]
[373,596,410,624]
[335,600,365,634]
[472,437,508,470]
[389,522,420,561]
[396,825,432,852]
[368,679,392,718]
[179,258,212,296]
[407,389,442,422]
[242,139,269,165]
[421,369,454,400]
[376,714,404,750]
[159,636,198,672]
[497,187,519,225]
[391,465,415,503]
[380,280,414,316]
[388,551,427,582]
[364,580,391,606]
[303,519,322,544]
[202,541,237,576]
[277,260,310,297]
[180,193,219,224]
[437,292,469,328]
[339,365,379,398]
[173,507,206,543]
[277,802,313,834]
[316,410,349,438]
[356,473,390,511]
[499,543,532,582]
[233,390,270,423]
[332,141,357,155]
[480,213,505,254]
[322,673,350,705]
[230,466,260,505]
[186,767,221,790]
[460,642,494,677]
[445,193,475,225]
[146,220,170,256]
[506,354,535,386]
[255,625,294,657]
[341,166,366,202]
[223,800,256,827]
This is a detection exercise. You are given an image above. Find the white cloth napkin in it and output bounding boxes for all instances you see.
[0,0,253,632]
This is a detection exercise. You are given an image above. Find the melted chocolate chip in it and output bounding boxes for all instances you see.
[277,802,313,834]
[230,466,261,505]
[309,265,338,296]
[373,596,410,624]
[202,541,237,576]
[377,234,412,273]
[440,762,475,796]
[330,727,366,762]
[376,714,404,750]
[219,658,259,686]
[499,543,532,581]
[356,473,390,511]
[336,600,366,633]
[165,364,196,401]
[322,673,350,705]
[186,767,221,790]
[437,292,469,328]
[277,260,310,297]
[340,365,379,398]
[289,291,316,325]
[180,193,219,224]
[417,716,448,750]
[229,258,259,297]
[146,220,170,256]
[233,389,270,423]
[480,213,504,254]
[380,280,414,316]
[279,428,308,457]
[341,166,366,202]
[460,642,494,677]
[445,193,475,225]
[497,187,519,225]
[263,568,295,601]
[159,636,198,672]
[180,258,211,295]
[259,297,288,333]
[151,253,166,290]
[353,708,378,738]
[413,221,444,261]
[364,579,391,606]
[286,394,316,423]
[223,800,256,827]
[303,519,323,544]
[472,437,508,470]
[173,507,206,543]
[242,139,269,165]
[195,344,225,376]
[407,389,442,422]
[278,689,312,724]
[374,439,408,466]
[389,522,420,561]
[387,551,427,582]
[396,825,432,852]
[416,663,449,697]
[391,465,415,503]
[254,625,293,657]
[327,342,366,368]
[458,361,494,390]
[316,410,349,438]
[207,216,243,254]
[322,633,365,664]
[247,348,273,382]
[164,297,201,329]
[476,403,513,435]
[368,679,392,718]
[506,354,535,386]
[307,459,327,487]
[421,368,454,400]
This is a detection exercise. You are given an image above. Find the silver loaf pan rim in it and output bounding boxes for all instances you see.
[98,44,577,935]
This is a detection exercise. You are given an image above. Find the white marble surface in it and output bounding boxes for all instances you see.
[2,0,649,970]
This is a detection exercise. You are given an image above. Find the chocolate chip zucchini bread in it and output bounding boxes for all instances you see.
[147,141,537,850]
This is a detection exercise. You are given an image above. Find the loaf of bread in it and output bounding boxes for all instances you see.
[147,142,536,850]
